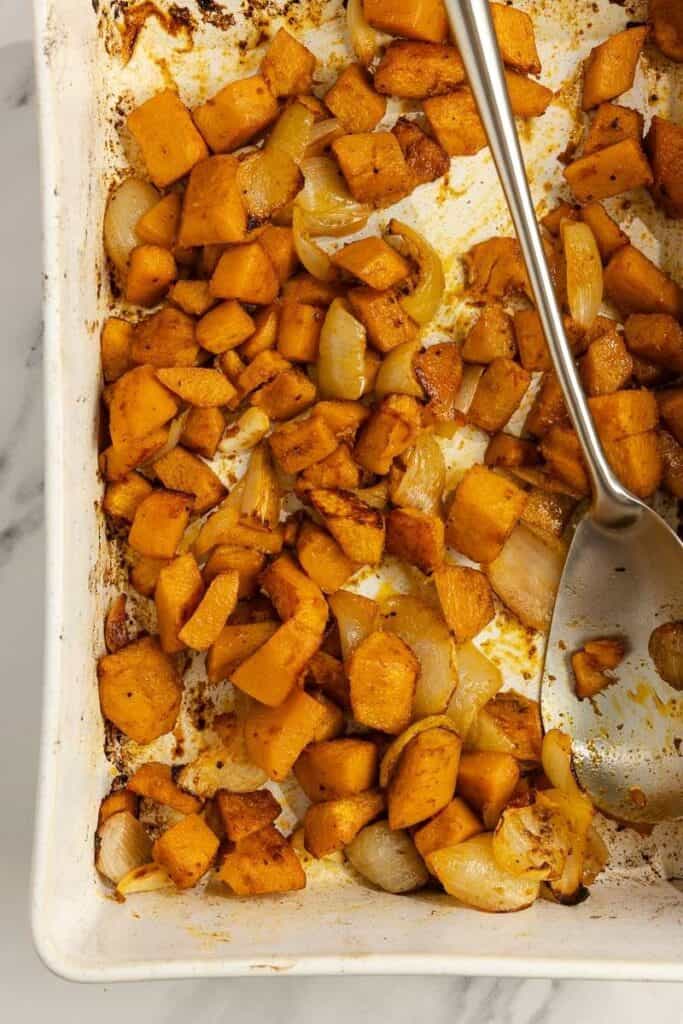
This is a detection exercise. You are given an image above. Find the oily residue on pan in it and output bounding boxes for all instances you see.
[101,1,197,62]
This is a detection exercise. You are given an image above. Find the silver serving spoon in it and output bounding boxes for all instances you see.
[444,0,683,822]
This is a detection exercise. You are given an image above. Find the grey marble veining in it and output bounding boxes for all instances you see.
[0,3,681,1019]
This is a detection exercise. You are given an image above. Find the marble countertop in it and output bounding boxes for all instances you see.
[1,2,681,1018]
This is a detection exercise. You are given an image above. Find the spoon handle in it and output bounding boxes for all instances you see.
[443,0,641,527]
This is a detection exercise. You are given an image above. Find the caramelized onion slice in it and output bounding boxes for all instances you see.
[292,206,338,282]
[486,524,566,633]
[104,177,159,276]
[328,589,380,662]
[375,340,424,399]
[240,443,280,529]
[347,0,382,67]
[297,157,371,237]
[388,219,445,325]
[389,431,445,514]
[447,642,503,740]
[428,833,540,912]
[318,298,367,400]
[346,821,429,893]
[492,797,573,881]
[562,220,603,329]
[96,811,152,885]
[382,595,458,719]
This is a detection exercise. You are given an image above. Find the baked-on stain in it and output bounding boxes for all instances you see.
[196,0,236,29]
[117,2,196,63]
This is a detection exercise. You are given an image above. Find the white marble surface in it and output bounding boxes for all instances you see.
[1,1,682,1018]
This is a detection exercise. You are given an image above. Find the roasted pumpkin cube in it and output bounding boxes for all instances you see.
[98,789,139,825]
[579,329,633,396]
[155,553,204,654]
[193,75,279,153]
[282,272,344,306]
[456,750,520,829]
[485,433,538,470]
[583,102,643,155]
[332,237,409,290]
[604,431,663,498]
[261,27,316,96]
[564,138,653,203]
[216,789,281,842]
[156,367,236,408]
[331,132,413,206]
[624,313,683,373]
[313,400,370,442]
[540,425,590,495]
[136,192,182,248]
[277,301,324,362]
[101,317,132,382]
[524,371,567,438]
[513,309,585,371]
[197,300,256,357]
[232,618,322,706]
[131,307,199,368]
[238,349,291,395]
[178,571,239,650]
[434,563,495,643]
[180,407,225,459]
[604,245,683,317]
[206,620,278,682]
[100,430,170,482]
[97,636,182,745]
[103,473,153,522]
[413,797,483,859]
[466,691,542,762]
[505,71,554,118]
[354,394,421,474]
[296,521,357,594]
[490,2,541,73]
[465,236,529,302]
[579,202,629,262]
[588,389,658,441]
[324,63,387,133]
[362,0,448,44]
[170,280,216,317]
[269,415,338,474]
[128,762,202,814]
[445,464,527,564]
[375,41,464,97]
[650,0,683,61]
[658,389,683,445]
[347,287,418,353]
[153,813,219,889]
[462,305,515,364]
[582,27,648,110]
[304,789,385,857]
[294,738,378,802]
[261,553,328,631]
[308,488,385,565]
[391,116,450,185]
[388,727,461,829]
[658,430,683,498]
[177,155,246,247]
[252,368,317,420]
[258,225,298,284]
[423,88,486,156]
[348,630,418,734]
[210,242,280,305]
[204,545,264,597]
[468,357,531,433]
[386,507,445,573]
[154,447,225,514]
[572,649,612,699]
[127,89,208,187]
[309,692,345,742]
[125,244,177,307]
[129,555,170,597]
[128,490,192,558]
[414,342,464,423]
[240,304,279,359]
[245,687,327,780]
[218,824,305,895]
[646,115,683,219]
[301,444,360,490]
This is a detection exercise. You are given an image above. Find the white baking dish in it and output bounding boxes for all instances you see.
[31,0,683,982]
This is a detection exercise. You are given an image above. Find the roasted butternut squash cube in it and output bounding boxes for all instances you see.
[128,490,192,558]
[414,342,464,423]
[153,813,219,889]
[624,313,683,372]
[524,371,567,438]
[490,2,541,73]
[177,155,246,247]
[240,304,279,359]
[204,545,264,596]
[136,192,182,248]
[465,236,529,301]
[309,692,345,742]
[348,630,418,734]
[210,242,280,305]
[304,789,385,857]
[445,464,527,564]
[156,367,236,408]
[468,357,531,433]
[301,444,361,490]
[413,797,483,860]
[294,738,378,802]
[268,415,337,474]
[252,368,317,420]
[178,571,239,650]
[277,301,324,362]
[485,434,538,469]
[154,553,204,654]
[313,400,370,441]
[423,88,486,156]
[192,75,279,153]
[579,329,633,396]
[564,138,653,203]
[388,727,461,829]
[462,305,515,364]
[128,762,202,814]
[125,245,177,307]
[579,202,629,262]
[261,553,328,632]
[541,201,578,235]
[505,71,554,118]
[540,425,590,495]
[588,389,658,441]
[296,521,357,594]
[604,245,683,317]
[127,89,208,187]
[101,317,132,382]
[386,507,445,573]
[258,225,298,284]
[583,102,643,156]
[650,0,683,61]
[456,750,520,829]
[238,349,291,395]
[282,273,344,306]
[245,687,327,780]
[307,651,350,709]
[98,789,139,825]
[216,789,281,842]
[466,691,542,762]
[261,27,316,97]
[658,430,683,498]
[513,309,585,371]
[131,307,199,368]
[331,132,413,206]
[218,824,305,894]
[354,394,421,474]
[646,115,683,219]
[170,280,216,317]
[129,554,170,597]
[582,27,648,110]
[375,41,464,97]
[332,237,409,290]
[391,116,450,185]
[100,430,170,482]
[197,302,256,358]
[347,287,418,353]
[324,64,387,133]
[521,486,575,539]
[98,636,183,745]
[180,407,225,459]
[658,388,683,445]
[103,473,153,522]
[604,431,663,498]
[434,563,495,643]
[232,618,322,706]
[154,447,226,514]
[362,0,448,43]
[308,488,385,565]
[206,620,278,682]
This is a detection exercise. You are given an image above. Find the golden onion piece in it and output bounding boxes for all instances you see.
[104,176,159,276]
[297,157,371,237]
[346,821,429,893]
[292,206,338,282]
[486,524,567,633]
[492,796,573,881]
[240,443,281,529]
[375,340,425,399]
[648,620,683,691]
[428,833,540,912]
[561,219,603,329]
[318,298,367,400]
[347,0,382,67]
[382,595,458,719]
[387,219,445,325]
[389,430,445,514]
[447,642,503,740]
[95,811,153,885]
